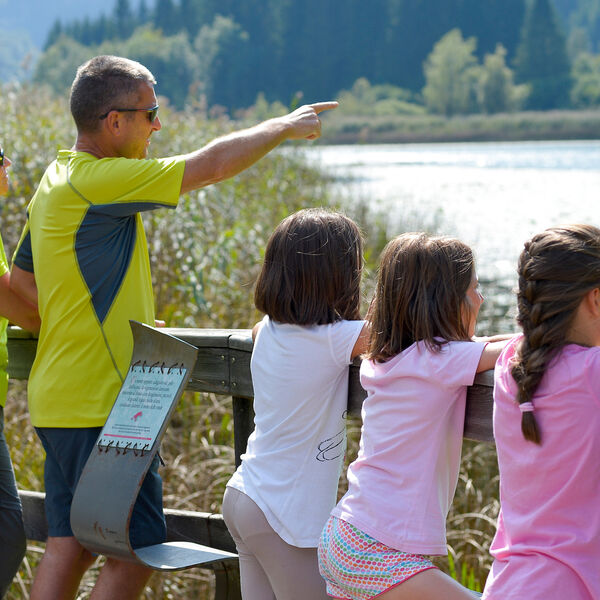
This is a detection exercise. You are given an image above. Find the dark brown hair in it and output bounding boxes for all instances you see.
[70,55,156,133]
[254,208,363,325]
[512,224,600,444]
[367,232,474,362]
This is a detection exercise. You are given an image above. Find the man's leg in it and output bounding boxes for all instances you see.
[90,559,153,600]
[31,428,102,599]
[29,536,96,600]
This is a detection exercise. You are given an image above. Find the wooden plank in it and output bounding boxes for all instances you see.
[163,329,246,348]
[185,347,231,394]
[348,362,366,417]
[228,333,253,400]
[232,397,255,468]
[165,508,237,554]
[7,334,37,380]
[20,490,47,542]
[464,370,495,442]
[7,327,496,441]
[19,490,236,552]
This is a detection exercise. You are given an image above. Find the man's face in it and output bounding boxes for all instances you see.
[119,82,162,159]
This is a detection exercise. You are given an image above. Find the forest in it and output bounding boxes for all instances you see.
[32,0,600,118]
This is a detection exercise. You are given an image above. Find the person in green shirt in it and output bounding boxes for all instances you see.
[0,145,40,599]
[11,55,337,600]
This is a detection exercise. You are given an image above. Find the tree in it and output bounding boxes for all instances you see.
[178,0,205,39]
[116,27,199,110]
[423,29,481,116]
[153,0,179,36]
[138,0,150,25]
[113,0,136,40]
[479,44,527,113]
[33,36,93,95]
[194,16,252,110]
[514,0,572,109]
[44,20,63,51]
[570,52,600,107]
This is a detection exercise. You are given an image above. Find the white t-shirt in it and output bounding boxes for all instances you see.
[227,315,365,547]
[332,339,485,555]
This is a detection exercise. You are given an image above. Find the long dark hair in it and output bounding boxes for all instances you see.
[367,232,474,362]
[512,224,600,444]
[254,208,363,325]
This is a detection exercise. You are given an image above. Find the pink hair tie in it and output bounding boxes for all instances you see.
[519,402,534,413]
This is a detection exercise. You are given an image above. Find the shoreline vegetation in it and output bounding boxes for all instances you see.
[319,108,600,145]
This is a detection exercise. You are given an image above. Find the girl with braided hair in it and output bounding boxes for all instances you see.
[483,224,600,600]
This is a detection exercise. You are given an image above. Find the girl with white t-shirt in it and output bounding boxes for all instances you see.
[223,208,368,600]
[318,232,510,600]
[483,225,600,600]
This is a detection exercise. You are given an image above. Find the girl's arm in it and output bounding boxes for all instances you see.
[351,322,370,359]
[476,338,514,372]
[252,321,262,342]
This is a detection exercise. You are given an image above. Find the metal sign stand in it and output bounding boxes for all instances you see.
[70,321,238,571]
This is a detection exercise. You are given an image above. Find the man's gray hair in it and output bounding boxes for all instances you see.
[70,55,157,133]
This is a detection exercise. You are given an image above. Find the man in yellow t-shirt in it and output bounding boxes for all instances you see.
[11,55,337,600]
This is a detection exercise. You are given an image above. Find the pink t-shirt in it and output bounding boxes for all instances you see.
[483,336,600,600]
[332,339,485,555]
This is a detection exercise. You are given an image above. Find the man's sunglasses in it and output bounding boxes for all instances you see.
[99,104,159,123]
[0,147,4,168]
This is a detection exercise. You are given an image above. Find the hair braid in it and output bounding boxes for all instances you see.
[512,225,600,444]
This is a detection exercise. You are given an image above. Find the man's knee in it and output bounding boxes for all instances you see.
[91,558,153,600]
[45,536,96,571]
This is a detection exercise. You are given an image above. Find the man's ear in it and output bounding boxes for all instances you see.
[103,111,124,137]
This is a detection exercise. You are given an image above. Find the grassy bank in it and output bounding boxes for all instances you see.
[321,109,600,144]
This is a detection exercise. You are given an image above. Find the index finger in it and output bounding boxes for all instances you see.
[309,101,339,114]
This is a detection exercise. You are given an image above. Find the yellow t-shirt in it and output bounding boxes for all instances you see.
[13,150,185,427]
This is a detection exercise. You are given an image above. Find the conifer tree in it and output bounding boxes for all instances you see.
[515,0,572,108]
[44,20,63,51]
[153,0,179,36]
[114,0,135,40]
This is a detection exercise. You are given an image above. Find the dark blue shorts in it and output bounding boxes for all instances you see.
[35,426,166,549]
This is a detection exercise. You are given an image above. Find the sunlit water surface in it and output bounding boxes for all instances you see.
[307,140,600,284]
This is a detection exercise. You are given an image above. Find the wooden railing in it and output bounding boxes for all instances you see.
[7,326,494,599]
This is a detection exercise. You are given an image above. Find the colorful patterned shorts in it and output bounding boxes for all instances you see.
[318,516,437,599]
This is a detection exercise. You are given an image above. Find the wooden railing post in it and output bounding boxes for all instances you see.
[232,397,254,468]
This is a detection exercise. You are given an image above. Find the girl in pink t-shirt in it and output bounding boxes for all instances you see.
[483,225,600,600]
[318,232,510,600]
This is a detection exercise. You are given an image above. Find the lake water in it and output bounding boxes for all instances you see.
[306,140,600,330]
[307,140,600,283]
